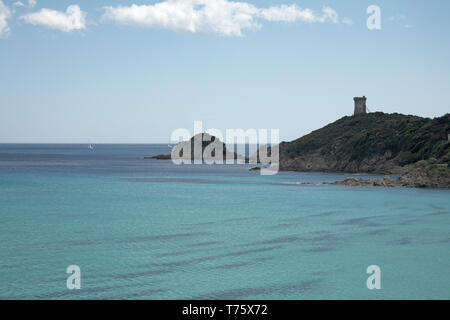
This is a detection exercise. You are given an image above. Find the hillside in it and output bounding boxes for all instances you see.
[279,112,450,174]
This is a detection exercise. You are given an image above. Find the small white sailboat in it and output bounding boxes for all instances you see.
[168,144,172,148]
[88,144,94,150]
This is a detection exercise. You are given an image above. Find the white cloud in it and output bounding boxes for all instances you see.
[13,0,35,9]
[102,0,260,37]
[20,5,86,32]
[0,0,11,38]
[259,5,316,23]
[404,24,412,29]
[102,0,342,37]
[319,6,338,24]
[13,1,25,8]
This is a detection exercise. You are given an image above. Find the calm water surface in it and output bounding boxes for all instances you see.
[0,144,449,299]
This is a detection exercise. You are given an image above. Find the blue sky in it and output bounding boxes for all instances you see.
[1,0,449,143]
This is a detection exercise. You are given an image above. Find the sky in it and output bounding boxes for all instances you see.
[0,0,449,143]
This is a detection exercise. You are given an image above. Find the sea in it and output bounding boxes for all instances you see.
[0,144,449,299]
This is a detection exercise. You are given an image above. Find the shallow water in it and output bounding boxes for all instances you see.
[0,144,449,299]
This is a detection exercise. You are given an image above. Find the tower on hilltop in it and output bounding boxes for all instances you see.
[353,96,367,115]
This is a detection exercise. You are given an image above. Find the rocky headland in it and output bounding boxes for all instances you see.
[278,112,449,189]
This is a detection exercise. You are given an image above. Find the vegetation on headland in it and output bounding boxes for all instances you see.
[279,112,449,188]
[279,112,449,172]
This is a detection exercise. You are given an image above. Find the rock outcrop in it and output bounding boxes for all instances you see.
[147,133,245,162]
[145,154,171,160]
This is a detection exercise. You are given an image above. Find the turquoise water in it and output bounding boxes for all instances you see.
[0,144,449,299]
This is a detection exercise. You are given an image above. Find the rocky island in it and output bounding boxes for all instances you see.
[148,133,245,162]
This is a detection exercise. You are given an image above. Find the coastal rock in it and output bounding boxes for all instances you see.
[328,177,398,188]
[146,154,171,160]
[327,160,450,189]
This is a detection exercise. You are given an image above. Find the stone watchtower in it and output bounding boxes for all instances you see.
[353,96,367,115]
